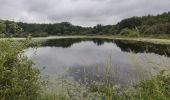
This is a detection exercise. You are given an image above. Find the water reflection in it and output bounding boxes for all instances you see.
[41,38,170,56]
[41,38,113,47]
[25,38,170,86]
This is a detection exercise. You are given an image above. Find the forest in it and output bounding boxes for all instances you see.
[0,11,170,38]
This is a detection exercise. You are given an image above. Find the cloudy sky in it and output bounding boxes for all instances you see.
[0,0,170,26]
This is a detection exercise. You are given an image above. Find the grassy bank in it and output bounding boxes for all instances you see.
[1,35,170,45]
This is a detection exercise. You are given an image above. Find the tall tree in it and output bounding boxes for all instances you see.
[8,22,23,34]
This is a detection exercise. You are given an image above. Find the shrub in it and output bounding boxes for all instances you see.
[31,32,48,37]
[144,23,170,34]
[120,28,140,37]
[0,40,41,100]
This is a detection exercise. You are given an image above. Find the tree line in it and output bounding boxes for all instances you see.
[0,11,170,37]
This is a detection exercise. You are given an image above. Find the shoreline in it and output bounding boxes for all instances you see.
[1,35,170,45]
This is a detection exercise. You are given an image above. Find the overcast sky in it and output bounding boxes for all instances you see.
[0,0,170,26]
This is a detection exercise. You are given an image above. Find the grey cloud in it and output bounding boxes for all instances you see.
[0,0,170,26]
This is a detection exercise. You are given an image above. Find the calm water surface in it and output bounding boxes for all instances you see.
[25,38,170,86]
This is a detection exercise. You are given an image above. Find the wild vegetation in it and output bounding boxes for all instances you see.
[38,59,170,100]
[0,39,41,100]
[0,11,170,38]
[0,38,170,99]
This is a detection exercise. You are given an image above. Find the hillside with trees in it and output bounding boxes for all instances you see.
[0,11,170,38]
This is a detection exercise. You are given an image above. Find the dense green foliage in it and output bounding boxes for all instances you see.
[0,40,41,100]
[0,11,170,37]
[117,12,170,35]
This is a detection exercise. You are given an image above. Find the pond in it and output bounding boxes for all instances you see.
[25,38,170,87]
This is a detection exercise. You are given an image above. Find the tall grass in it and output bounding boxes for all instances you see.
[38,52,170,100]
[38,70,170,100]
